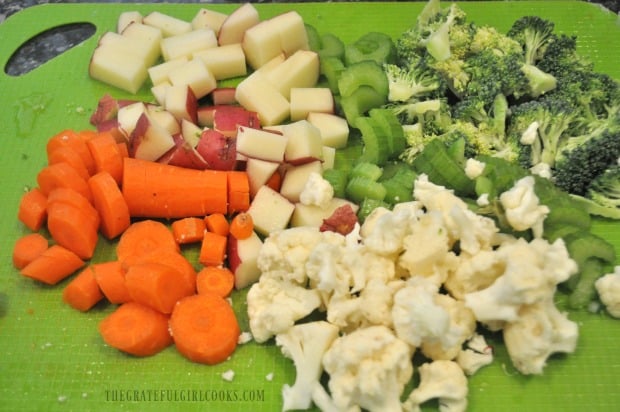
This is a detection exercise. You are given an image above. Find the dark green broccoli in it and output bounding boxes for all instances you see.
[383,59,444,103]
[587,165,620,210]
[506,16,556,66]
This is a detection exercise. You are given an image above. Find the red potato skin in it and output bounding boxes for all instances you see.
[212,87,238,106]
[195,129,237,171]
[159,134,209,170]
[212,105,260,138]
[226,235,241,274]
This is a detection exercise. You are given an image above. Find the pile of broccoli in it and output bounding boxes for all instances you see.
[386,0,620,218]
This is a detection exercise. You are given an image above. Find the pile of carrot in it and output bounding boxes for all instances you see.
[13,128,255,364]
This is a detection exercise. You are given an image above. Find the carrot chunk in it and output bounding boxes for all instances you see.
[46,201,99,260]
[128,250,197,297]
[116,220,179,266]
[122,157,228,219]
[169,293,240,364]
[47,187,100,232]
[92,260,131,304]
[20,245,85,285]
[227,171,250,213]
[229,212,254,240]
[62,266,104,311]
[37,162,92,203]
[199,231,227,267]
[17,188,48,231]
[87,131,124,184]
[99,301,173,357]
[12,233,49,270]
[196,266,235,298]
[204,213,229,236]
[47,129,96,175]
[124,262,193,314]
[171,217,206,244]
[88,171,131,239]
[48,146,91,180]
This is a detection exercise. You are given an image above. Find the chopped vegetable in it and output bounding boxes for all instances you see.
[62,266,105,312]
[229,212,254,240]
[196,266,235,298]
[20,245,85,285]
[12,233,49,270]
[172,217,207,244]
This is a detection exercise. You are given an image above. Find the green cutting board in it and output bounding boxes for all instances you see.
[1,2,619,411]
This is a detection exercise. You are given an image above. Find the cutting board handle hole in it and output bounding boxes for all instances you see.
[4,22,96,76]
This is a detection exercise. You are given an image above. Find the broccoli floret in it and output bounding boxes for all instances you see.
[383,60,443,103]
[553,109,620,195]
[469,25,523,55]
[507,16,556,66]
[587,164,620,209]
[537,33,593,77]
[388,97,452,132]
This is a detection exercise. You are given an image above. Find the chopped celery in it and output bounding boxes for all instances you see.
[350,162,383,181]
[339,85,386,126]
[305,24,322,52]
[369,108,407,159]
[346,176,387,204]
[321,56,346,95]
[322,168,349,198]
[344,31,397,65]
[318,33,345,60]
[338,60,389,98]
[357,197,392,223]
[355,116,390,166]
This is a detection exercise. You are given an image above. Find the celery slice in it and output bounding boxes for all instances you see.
[338,60,389,98]
[344,31,397,65]
[355,116,390,166]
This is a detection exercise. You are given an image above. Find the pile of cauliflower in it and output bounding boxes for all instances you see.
[246,173,582,412]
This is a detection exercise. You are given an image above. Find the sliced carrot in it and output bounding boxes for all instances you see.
[124,261,193,314]
[47,187,100,231]
[229,212,254,240]
[169,293,240,365]
[87,131,124,184]
[47,201,99,260]
[171,217,206,244]
[196,266,235,298]
[20,244,85,285]
[88,171,130,239]
[117,142,129,158]
[37,162,92,203]
[227,171,250,213]
[47,129,96,175]
[198,231,227,267]
[99,301,173,357]
[116,220,179,266]
[17,188,48,231]
[62,266,104,311]
[12,233,49,269]
[76,129,99,142]
[128,249,197,297]
[265,170,282,192]
[92,260,131,304]
[204,213,229,237]
[48,146,90,180]
[122,157,228,219]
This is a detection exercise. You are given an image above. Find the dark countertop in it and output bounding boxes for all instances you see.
[1,0,618,76]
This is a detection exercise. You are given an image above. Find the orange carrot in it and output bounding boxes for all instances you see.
[116,220,179,266]
[87,131,124,184]
[171,217,206,244]
[92,260,131,304]
[227,171,250,213]
[128,249,197,297]
[266,170,282,192]
[229,212,254,240]
[122,157,228,219]
[62,266,104,311]
[196,266,234,298]
[17,188,48,231]
[204,213,229,236]
[124,261,193,314]
[12,233,49,270]
[169,293,240,365]
[47,146,91,180]
[117,142,129,158]
[46,201,99,260]
[37,162,92,203]
[47,129,96,175]
[47,187,100,232]
[20,244,85,285]
[198,231,227,267]
[99,301,173,357]
[88,171,131,239]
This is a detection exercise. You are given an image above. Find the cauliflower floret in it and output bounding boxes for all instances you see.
[499,175,549,238]
[444,250,506,299]
[322,325,413,412]
[595,266,620,318]
[403,360,468,412]
[456,333,494,376]
[275,321,340,411]
[392,277,475,360]
[299,172,334,209]
[463,238,577,327]
[503,298,579,375]
[257,226,326,284]
[247,277,322,343]
[464,158,485,179]
[361,203,420,256]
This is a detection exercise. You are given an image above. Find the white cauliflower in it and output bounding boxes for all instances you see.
[275,321,340,411]
[464,158,485,179]
[595,265,620,318]
[361,203,420,257]
[246,277,322,343]
[392,277,475,360]
[503,298,579,375]
[463,237,578,327]
[403,360,468,412]
[299,172,334,209]
[456,334,494,376]
[499,175,549,238]
[444,250,507,299]
[322,325,413,412]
